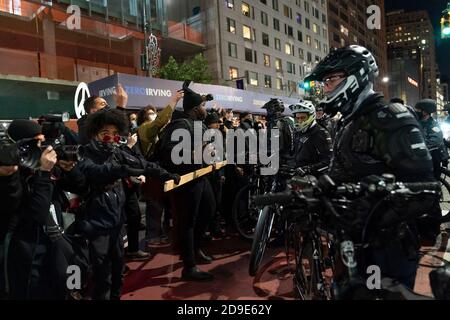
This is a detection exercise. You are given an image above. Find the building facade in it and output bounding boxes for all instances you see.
[0,0,206,117]
[198,0,329,98]
[387,47,421,107]
[386,10,438,101]
[327,0,388,97]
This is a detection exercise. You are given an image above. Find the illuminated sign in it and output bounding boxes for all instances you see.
[407,77,419,88]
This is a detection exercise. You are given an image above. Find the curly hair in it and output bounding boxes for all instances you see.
[86,108,129,139]
[137,105,157,126]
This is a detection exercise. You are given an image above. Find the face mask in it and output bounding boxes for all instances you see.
[93,139,115,153]
[131,120,137,128]
[148,114,157,122]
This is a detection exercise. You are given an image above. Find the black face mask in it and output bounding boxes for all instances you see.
[92,139,116,154]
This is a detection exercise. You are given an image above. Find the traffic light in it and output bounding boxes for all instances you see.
[300,81,315,90]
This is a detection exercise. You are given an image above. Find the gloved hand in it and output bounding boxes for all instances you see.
[161,173,181,184]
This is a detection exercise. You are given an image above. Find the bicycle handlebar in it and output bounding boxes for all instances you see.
[400,182,441,192]
[252,191,296,207]
[252,179,441,208]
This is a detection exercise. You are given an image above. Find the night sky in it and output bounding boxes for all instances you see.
[385,0,450,79]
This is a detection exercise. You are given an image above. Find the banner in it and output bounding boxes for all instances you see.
[88,74,298,115]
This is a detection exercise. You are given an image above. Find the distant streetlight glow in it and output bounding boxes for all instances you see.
[382,77,389,83]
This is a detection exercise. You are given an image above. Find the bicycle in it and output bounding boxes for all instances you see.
[247,166,296,277]
[232,165,267,240]
[253,174,443,300]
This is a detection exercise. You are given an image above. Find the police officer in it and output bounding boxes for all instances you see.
[304,45,435,290]
[289,100,332,176]
[414,99,449,178]
[315,103,336,138]
[262,98,295,168]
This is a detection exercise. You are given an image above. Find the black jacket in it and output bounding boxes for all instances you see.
[7,166,86,299]
[76,143,130,235]
[158,110,206,175]
[77,141,170,234]
[76,115,89,145]
[329,93,434,183]
[293,123,332,175]
[0,172,22,242]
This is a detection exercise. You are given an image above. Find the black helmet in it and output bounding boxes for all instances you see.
[262,98,285,114]
[304,45,379,116]
[415,99,437,114]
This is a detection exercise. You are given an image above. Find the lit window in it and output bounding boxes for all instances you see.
[275,58,282,71]
[229,67,238,80]
[243,25,252,39]
[264,54,270,67]
[313,23,318,34]
[242,2,250,17]
[285,43,292,55]
[248,71,258,86]
[276,78,283,90]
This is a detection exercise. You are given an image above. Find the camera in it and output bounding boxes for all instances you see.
[0,138,41,169]
[38,113,84,162]
[41,135,84,162]
[0,121,41,168]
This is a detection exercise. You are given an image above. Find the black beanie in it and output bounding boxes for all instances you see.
[7,119,42,142]
[183,87,204,111]
[205,112,220,126]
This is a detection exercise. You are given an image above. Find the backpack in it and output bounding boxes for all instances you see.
[147,118,194,163]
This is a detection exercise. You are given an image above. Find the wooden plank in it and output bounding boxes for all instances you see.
[163,161,229,192]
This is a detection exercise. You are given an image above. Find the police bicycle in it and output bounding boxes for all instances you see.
[247,166,298,276]
[253,174,443,300]
[232,164,267,240]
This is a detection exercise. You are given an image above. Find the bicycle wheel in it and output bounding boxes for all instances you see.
[439,167,450,216]
[293,228,333,300]
[248,206,275,276]
[232,185,262,241]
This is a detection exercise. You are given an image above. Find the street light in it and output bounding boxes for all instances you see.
[382,77,389,83]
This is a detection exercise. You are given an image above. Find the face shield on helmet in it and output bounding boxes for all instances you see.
[304,45,379,117]
[289,100,316,133]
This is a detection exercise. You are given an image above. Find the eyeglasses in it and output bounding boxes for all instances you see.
[322,74,346,85]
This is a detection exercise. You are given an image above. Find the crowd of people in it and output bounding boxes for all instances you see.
[0,44,449,300]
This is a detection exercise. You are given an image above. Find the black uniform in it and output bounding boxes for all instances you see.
[329,94,435,289]
[266,115,295,168]
[419,117,448,179]
[330,95,434,184]
[293,123,332,175]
